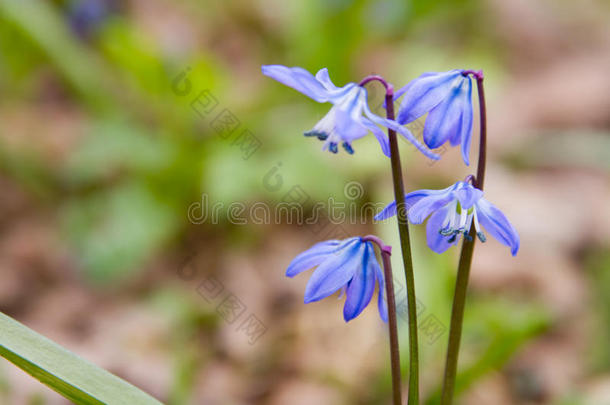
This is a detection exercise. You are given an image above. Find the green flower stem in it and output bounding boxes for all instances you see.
[440,73,487,405]
[362,235,402,405]
[385,87,419,405]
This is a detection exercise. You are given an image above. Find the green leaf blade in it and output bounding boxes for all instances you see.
[0,312,163,405]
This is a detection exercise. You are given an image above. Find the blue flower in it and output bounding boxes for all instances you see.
[375,181,519,256]
[286,237,388,322]
[262,65,439,159]
[395,70,474,165]
[68,0,114,39]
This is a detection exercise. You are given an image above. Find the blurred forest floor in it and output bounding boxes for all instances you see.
[0,0,609,404]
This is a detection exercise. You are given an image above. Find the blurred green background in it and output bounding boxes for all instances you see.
[0,0,609,404]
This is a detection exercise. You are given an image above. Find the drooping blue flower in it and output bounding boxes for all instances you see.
[375,181,519,256]
[262,65,439,159]
[67,0,115,39]
[286,237,388,322]
[395,70,474,165]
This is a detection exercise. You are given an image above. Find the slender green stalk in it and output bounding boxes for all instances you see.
[440,72,487,405]
[439,231,475,404]
[385,93,420,405]
[360,75,419,404]
[362,235,402,405]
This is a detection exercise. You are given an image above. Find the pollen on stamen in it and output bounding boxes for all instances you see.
[477,232,487,242]
[329,142,338,153]
[342,142,354,154]
[304,131,329,141]
[440,228,454,236]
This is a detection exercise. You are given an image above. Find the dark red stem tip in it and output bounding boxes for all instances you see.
[361,235,392,255]
[358,75,394,96]
[463,174,476,186]
[461,69,484,80]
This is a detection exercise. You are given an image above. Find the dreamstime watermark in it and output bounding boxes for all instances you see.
[187,181,397,226]
[176,255,268,345]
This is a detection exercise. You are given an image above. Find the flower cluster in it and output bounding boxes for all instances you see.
[264,65,519,322]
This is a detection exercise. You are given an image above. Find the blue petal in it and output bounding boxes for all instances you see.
[286,240,342,277]
[426,205,457,254]
[361,101,440,161]
[304,240,365,303]
[390,85,409,105]
[343,243,377,321]
[448,78,472,145]
[334,108,369,141]
[373,251,388,322]
[454,182,483,209]
[385,72,440,109]
[374,200,396,221]
[374,188,446,221]
[405,188,451,213]
[459,79,473,165]
[397,70,462,124]
[476,199,520,256]
[407,185,457,224]
[315,68,339,92]
[262,65,331,103]
[394,124,441,161]
[361,119,391,157]
[423,76,472,150]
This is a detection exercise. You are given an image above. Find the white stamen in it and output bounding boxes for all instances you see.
[313,107,336,136]
[458,206,468,230]
[449,200,459,230]
[472,208,481,233]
